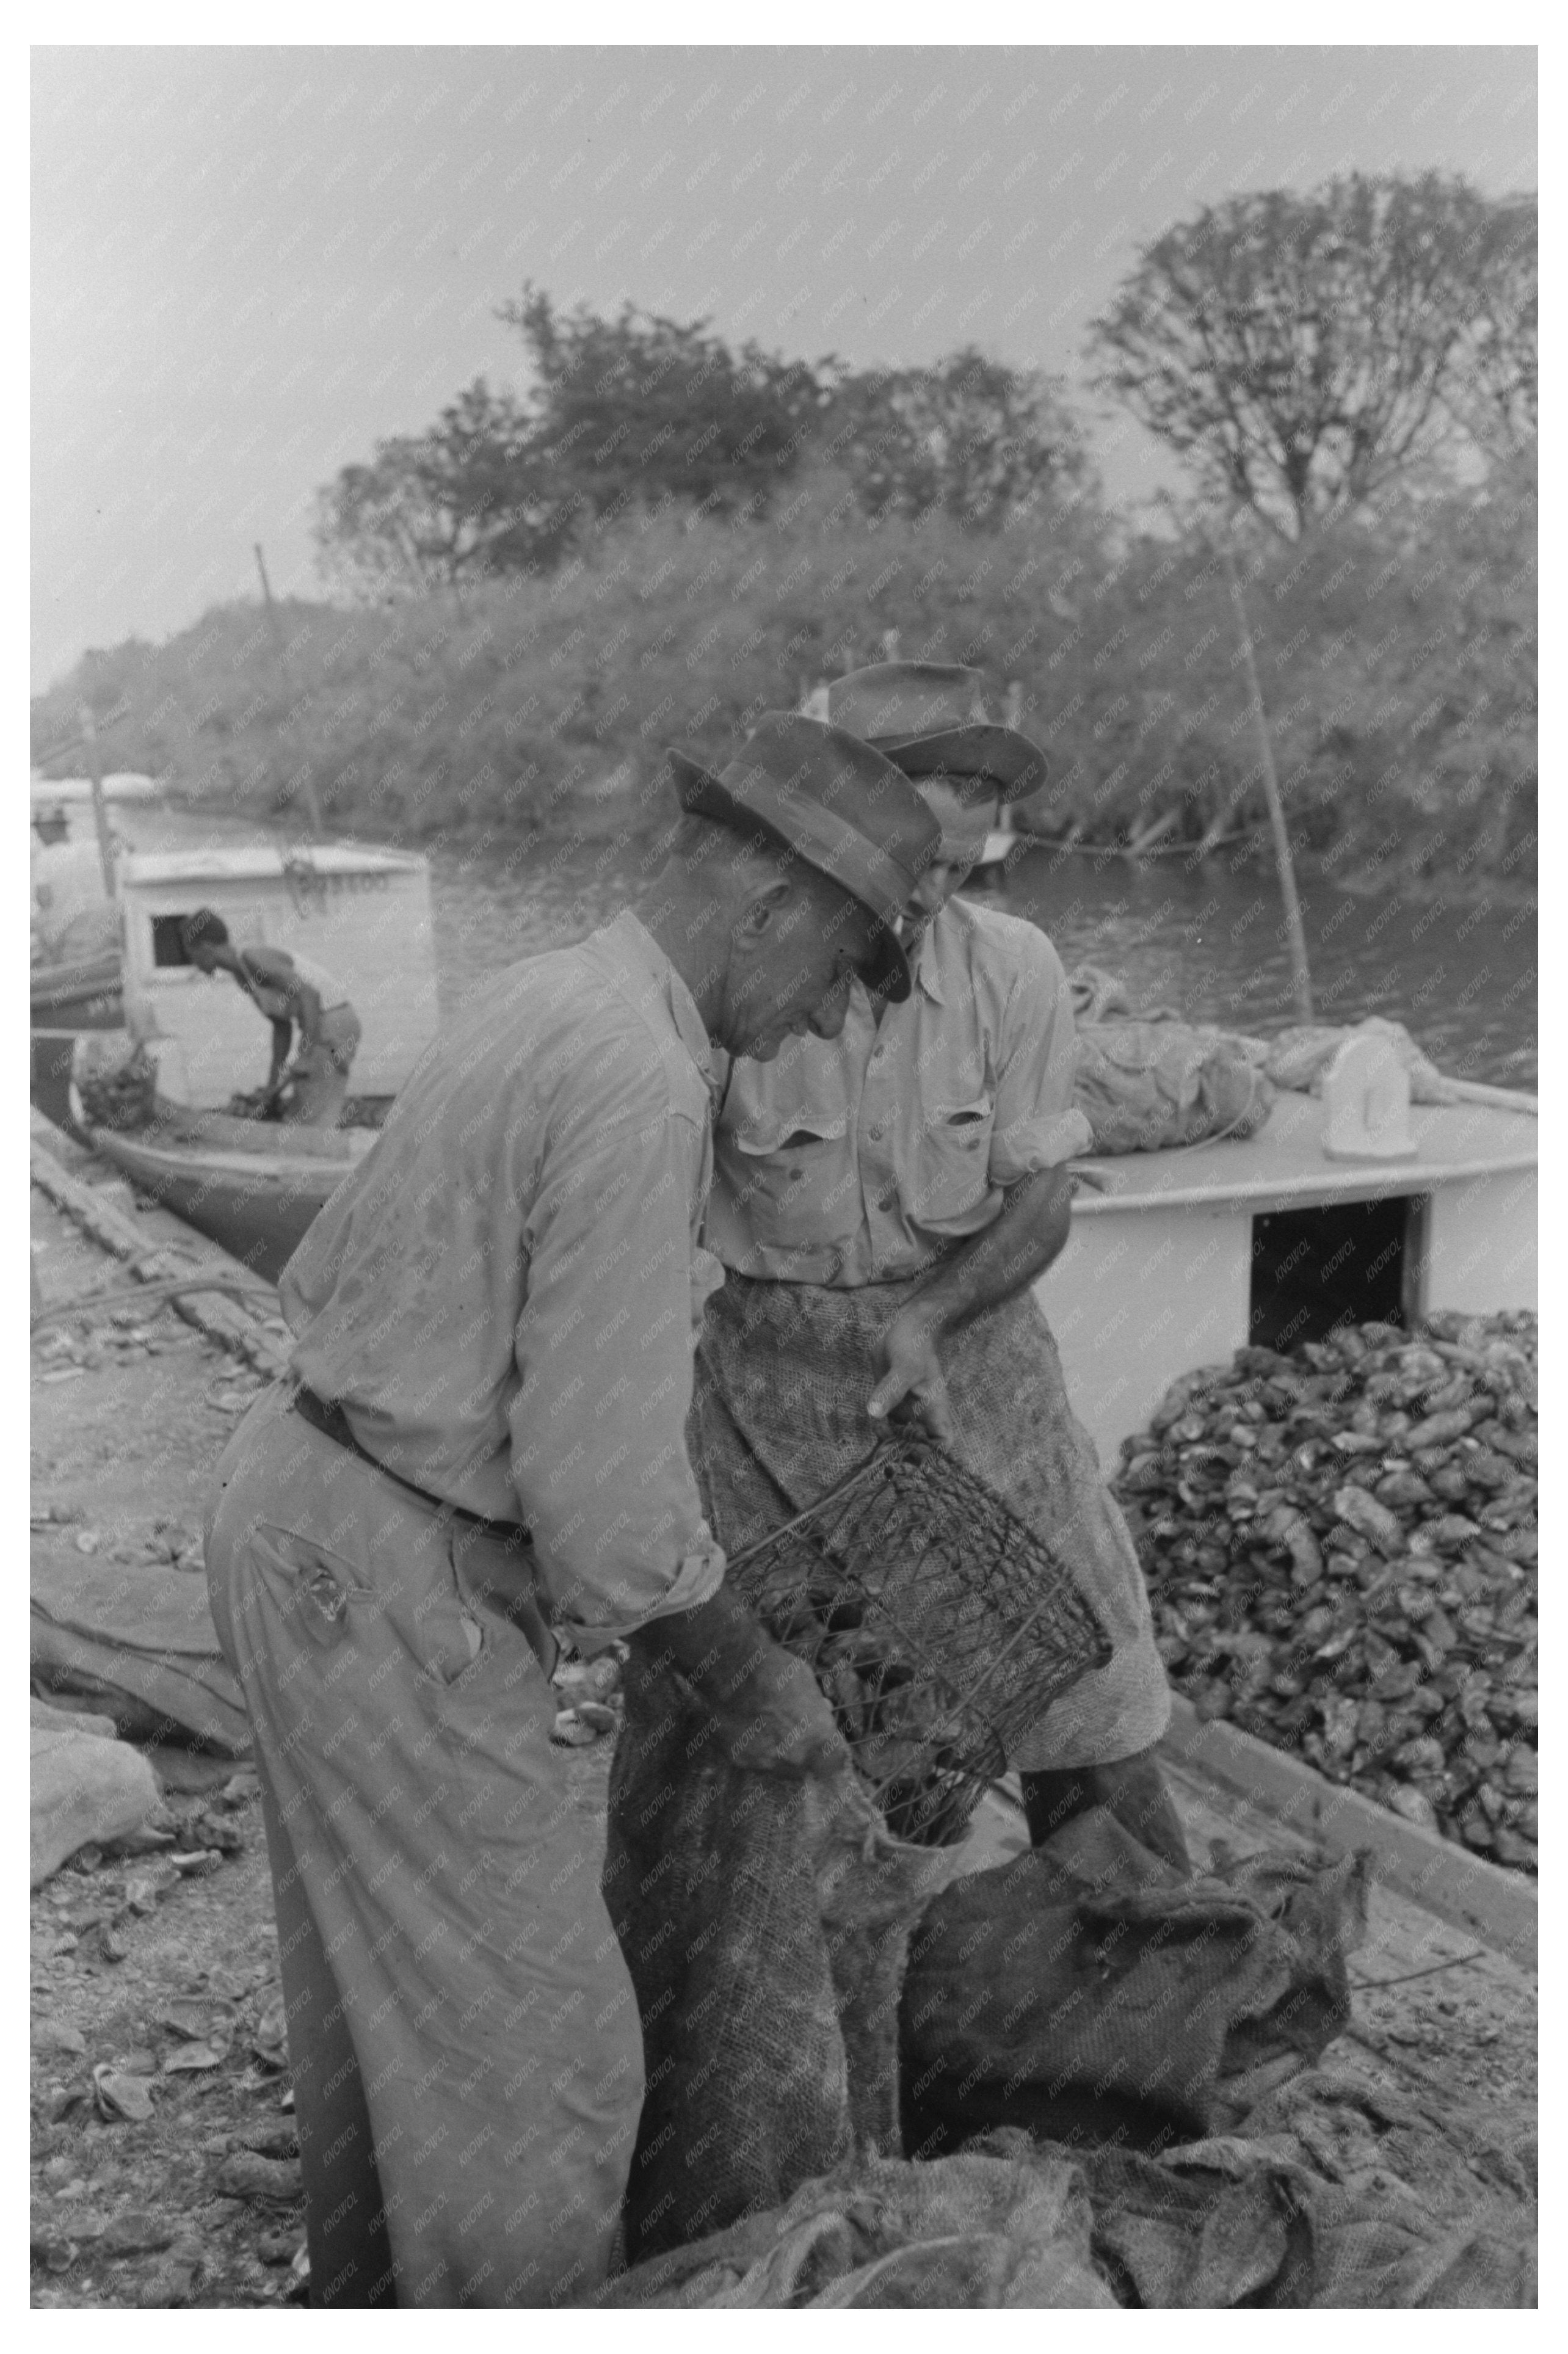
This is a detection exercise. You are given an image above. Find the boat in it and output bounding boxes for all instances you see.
[31,952,125,1024]
[973,813,1020,877]
[53,837,440,1273]
[29,774,151,1131]
[31,953,128,1132]
[30,835,441,1130]
[74,1092,381,1284]
[32,771,162,807]
[111,841,439,1112]
[1042,1083,1538,1467]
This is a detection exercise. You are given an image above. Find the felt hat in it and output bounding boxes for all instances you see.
[826,662,1048,801]
[667,711,942,1003]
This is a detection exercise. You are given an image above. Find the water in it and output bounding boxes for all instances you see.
[993,846,1537,1089]
[117,808,1537,1090]
[426,837,1537,1091]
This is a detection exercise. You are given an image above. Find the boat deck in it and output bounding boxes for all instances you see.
[1047,1089,1536,1463]
[1072,1089,1537,1216]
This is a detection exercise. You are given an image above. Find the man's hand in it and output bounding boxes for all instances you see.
[868,1309,956,1445]
[866,1168,1079,1447]
[626,1586,855,1785]
[702,1640,852,1781]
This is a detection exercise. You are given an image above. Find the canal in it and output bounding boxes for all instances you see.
[120,808,1537,1089]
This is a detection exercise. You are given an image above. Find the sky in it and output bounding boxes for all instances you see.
[31,43,1537,691]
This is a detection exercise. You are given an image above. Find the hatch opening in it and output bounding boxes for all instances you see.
[1249,1196,1425,1353]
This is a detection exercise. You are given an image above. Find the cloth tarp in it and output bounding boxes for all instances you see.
[31,1547,250,1754]
[596,2102,1534,2308]
[31,1699,162,1885]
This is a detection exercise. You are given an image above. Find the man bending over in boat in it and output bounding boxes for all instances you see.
[181,908,362,1128]
[695,665,1189,1870]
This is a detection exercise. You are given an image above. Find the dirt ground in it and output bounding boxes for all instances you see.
[29,1183,308,2308]
[29,1166,1537,2307]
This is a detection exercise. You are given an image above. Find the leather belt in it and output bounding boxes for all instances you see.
[288,1382,556,1677]
[288,1382,532,1551]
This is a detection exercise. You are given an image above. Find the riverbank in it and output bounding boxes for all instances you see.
[33,441,1536,901]
[30,1175,301,2308]
[30,1128,1537,2305]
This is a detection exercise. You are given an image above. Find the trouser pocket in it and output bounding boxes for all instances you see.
[247,1523,383,1652]
[450,1521,558,1684]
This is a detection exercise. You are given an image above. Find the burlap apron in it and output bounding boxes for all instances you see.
[691,1273,1170,1771]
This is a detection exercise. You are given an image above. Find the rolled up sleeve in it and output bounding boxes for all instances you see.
[509,1102,725,1643]
[988,935,1095,1183]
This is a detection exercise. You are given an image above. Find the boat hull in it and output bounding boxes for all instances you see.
[31,954,125,1026]
[31,956,128,1135]
[86,1121,373,1284]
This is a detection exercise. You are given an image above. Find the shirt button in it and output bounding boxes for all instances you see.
[878,1188,898,1212]
[867,1123,885,1142]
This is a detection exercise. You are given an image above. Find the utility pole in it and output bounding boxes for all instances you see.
[77,704,118,897]
[1219,527,1314,1024]
[255,542,324,838]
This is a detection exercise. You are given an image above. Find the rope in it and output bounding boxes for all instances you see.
[1349,1950,1488,1994]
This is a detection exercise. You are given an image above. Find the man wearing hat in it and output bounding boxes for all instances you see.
[31,799,125,965]
[695,665,1188,1872]
[202,713,940,2308]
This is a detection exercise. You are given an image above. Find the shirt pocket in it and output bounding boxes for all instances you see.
[910,1092,998,1224]
[725,1110,857,1248]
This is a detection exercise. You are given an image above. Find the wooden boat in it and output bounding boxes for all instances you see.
[31,951,125,1025]
[973,816,1022,876]
[1043,1085,1538,1467]
[53,837,438,1268]
[74,1094,380,1284]
[31,954,127,1134]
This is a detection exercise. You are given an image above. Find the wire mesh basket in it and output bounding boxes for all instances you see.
[727,1431,1113,1846]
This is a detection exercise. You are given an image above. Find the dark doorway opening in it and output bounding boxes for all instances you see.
[1249,1195,1424,1353]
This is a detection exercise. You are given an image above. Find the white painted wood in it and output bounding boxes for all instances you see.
[1038,1201,1252,1470]
[1161,1696,1536,1972]
[118,845,440,1105]
[1044,1090,1537,1461]
[1069,1091,1537,1218]
[1425,1166,1539,1313]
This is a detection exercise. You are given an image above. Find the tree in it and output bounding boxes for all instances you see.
[1089,173,1517,539]
[825,348,1087,528]
[1446,196,1537,458]
[500,285,830,528]
[314,379,565,596]
[316,288,1092,594]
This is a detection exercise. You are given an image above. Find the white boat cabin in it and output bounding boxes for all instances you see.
[1043,1089,1538,1466]
[116,844,440,1108]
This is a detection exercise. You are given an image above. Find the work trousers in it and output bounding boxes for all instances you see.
[204,1382,643,2306]
[285,1006,361,1127]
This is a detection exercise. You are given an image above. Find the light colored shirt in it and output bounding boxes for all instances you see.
[705,897,1094,1286]
[281,909,726,1643]
[233,946,351,1019]
[31,837,122,964]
